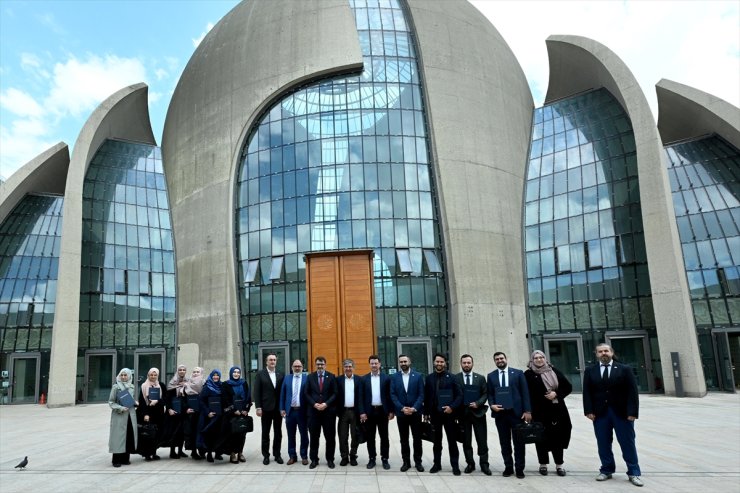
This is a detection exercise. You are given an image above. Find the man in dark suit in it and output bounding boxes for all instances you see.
[336,358,362,466]
[359,355,394,470]
[455,353,491,475]
[279,359,309,465]
[423,352,462,475]
[254,352,285,465]
[390,353,425,472]
[583,343,643,487]
[487,351,532,479]
[302,355,338,469]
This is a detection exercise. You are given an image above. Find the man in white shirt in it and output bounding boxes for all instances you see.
[359,355,394,470]
[254,352,285,465]
[337,359,362,466]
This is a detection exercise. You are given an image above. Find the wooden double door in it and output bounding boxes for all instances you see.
[306,250,377,376]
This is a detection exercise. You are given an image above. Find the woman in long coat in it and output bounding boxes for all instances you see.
[108,368,138,467]
[524,350,573,477]
[197,369,226,462]
[164,364,189,459]
[184,367,205,459]
[137,367,165,461]
[222,365,252,464]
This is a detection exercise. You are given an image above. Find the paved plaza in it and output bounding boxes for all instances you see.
[1,392,739,492]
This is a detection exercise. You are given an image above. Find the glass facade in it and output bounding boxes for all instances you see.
[0,194,62,403]
[524,88,663,390]
[665,135,740,389]
[78,139,176,397]
[235,0,447,375]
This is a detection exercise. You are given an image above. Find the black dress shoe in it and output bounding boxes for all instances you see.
[309,460,318,469]
[113,463,121,468]
[503,467,514,477]
[464,464,475,474]
[452,468,461,476]
[152,455,161,460]
[430,464,441,473]
[366,459,376,469]
[274,456,284,464]
[327,461,335,469]
[516,470,525,478]
[556,467,566,477]
[263,456,270,465]
[400,463,411,472]
[215,454,223,461]
[350,457,358,466]
[382,460,390,470]
[481,466,492,476]
[340,457,349,466]
[206,453,214,463]
[415,463,425,472]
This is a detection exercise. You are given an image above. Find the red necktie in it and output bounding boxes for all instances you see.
[319,373,324,391]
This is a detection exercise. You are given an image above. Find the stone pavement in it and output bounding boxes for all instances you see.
[1,393,739,492]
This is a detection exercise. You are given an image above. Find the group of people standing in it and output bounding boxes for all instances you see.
[108,343,643,487]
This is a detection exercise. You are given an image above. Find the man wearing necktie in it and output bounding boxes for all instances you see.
[303,356,338,469]
[455,354,490,475]
[279,359,309,465]
[486,351,531,479]
[583,343,643,487]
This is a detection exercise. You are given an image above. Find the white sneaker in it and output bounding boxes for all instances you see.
[629,476,644,487]
[595,473,613,481]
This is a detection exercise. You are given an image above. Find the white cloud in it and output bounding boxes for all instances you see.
[192,22,215,48]
[45,54,148,117]
[155,68,168,80]
[0,88,44,118]
[0,119,55,180]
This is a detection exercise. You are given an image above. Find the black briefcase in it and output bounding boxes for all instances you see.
[355,422,367,444]
[420,421,435,442]
[514,421,544,444]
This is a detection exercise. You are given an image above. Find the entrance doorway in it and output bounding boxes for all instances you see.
[85,350,116,403]
[306,251,377,375]
[134,349,166,387]
[8,352,40,404]
[543,335,584,392]
[606,332,653,393]
[713,329,740,392]
[397,337,432,375]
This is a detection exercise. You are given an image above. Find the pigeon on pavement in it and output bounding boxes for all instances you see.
[15,456,28,470]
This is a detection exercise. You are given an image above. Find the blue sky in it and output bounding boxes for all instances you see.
[1,0,738,180]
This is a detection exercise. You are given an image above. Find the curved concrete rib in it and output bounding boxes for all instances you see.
[0,142,69,224]
[545,35,705,396]
[48,83,155,407]
[407,0,534,366]
[656,79,740,148]
[161,0,362,371]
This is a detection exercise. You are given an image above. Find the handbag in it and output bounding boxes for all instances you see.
[354,422,367,444]
[139,423,158,439]
[514,421,544,444]
[420,421,435,442]
[231,415,254,433]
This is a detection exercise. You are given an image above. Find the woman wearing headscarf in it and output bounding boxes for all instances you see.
[164,364,189,459]
[184,367,205,460]
[222,365,253,464]
[108,368,138,467]
[524,350,573,477]
[137,367,165,461]
[197,369,226,462]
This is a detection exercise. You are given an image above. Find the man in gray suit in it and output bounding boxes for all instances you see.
[455,354,490,475]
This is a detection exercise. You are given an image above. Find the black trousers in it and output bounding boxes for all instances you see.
[366,406,390,460]
[112,419,135,465]
[535,442,564,465]
[461,412,489,467]
[430,412,459,467]
[338,408,359,459]
[396,413,423,465]
[260,408,283,458]
[308,410,337,462]
[495,411,526,472]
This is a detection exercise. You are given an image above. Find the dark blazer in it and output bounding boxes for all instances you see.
[390,370,424,415]
[582,361,639,419]
[486,367,532,418]
[253,369,284,413]
[336,374,363,412]
[302,371,338,415]
[279,373,308,416]
[524,367,572,449]
[423,370,462,415]
[358,372,393,416]
[222,381,252,415]
[455,371,488,418]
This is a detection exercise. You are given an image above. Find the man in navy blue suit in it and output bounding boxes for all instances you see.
[583,343,643,487]
[303,356,338,469]
[359,355,394,470]
[487,351,532,478]
[336,358,363,466]
[279,359,309,465]
[390,354,425,472]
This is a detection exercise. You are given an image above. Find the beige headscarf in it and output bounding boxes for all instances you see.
[185,367,205,395]
[116,368,134,392]
[167,364,189,396]
[140,367,161,404]
[528,350,559,403]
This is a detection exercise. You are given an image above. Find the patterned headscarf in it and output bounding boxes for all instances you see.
[528,350,559,402]
[204,369,222,394]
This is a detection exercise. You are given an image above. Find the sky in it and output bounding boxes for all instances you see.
[1,0,738,181]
